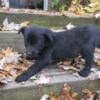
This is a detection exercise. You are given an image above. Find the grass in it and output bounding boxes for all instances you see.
[0,13,99,29]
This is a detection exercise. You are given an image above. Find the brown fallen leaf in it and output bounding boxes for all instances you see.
[69,92,78,100]
[0,70,12,76]
[0,69,12,83]
[93,90,100,100]
[82,89,94,100]
[0,52,5,59]
[20,21,30,28]
[59,65,80,72]
[60,83,71,93]
[0,47,33,83]
[1,47,13,55]
[58,83,78,100]
[4,63,16,71]
[94,60,100,66]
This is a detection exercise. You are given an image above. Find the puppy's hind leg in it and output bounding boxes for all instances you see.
[78,47,94,77]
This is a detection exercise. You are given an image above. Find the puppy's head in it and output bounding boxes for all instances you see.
[18,25,55,60]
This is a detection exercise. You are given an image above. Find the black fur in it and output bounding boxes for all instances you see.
[16,24,100,82]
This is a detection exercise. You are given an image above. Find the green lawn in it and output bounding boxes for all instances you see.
[0,13,99,29]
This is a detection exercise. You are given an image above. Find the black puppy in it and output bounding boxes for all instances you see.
[16,24,100,82]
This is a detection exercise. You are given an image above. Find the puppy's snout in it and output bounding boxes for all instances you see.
[27,52,32,57]
[26,50,38,60]
[26,52,33,59]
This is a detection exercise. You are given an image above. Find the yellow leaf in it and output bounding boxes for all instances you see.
[49,92,57,100]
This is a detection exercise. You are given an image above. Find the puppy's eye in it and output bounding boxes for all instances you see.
[27,36,37,44]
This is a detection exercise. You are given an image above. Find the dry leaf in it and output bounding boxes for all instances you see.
[1,47,13,55]
[49,92,57,100]
[0,47,33,83]
[20,21,30,28]
[0,52,5,59]
[93,90,100,100]
[82,89,94,100]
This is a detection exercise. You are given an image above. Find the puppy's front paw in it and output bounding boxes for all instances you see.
[15,72,29,82]
[78,69,91,77]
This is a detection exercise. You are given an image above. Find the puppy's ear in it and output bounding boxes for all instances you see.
[44,30,55,46]
[18,26,27,34]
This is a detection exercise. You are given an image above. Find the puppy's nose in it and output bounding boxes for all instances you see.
[26,50,38,60]
[27,52,32,57]
[26,53,33,60]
